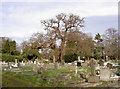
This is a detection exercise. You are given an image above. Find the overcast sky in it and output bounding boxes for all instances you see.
[0,0,118,44]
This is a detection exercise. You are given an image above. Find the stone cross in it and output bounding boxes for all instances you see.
[88,58,100,83]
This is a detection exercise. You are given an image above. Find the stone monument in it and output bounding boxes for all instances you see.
[100,68,112,81]
[88,58,100,83]
[14,59,18,67]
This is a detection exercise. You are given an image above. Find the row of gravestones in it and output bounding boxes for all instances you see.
[32,58,115,82]
[77,59,116,70]
[9,58,118,82]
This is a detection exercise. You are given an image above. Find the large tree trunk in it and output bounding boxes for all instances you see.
[59,39,65,65]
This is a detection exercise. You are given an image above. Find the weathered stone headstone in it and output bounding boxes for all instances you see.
[106,56,109,61]
[81,62,88,67]
[100,68,112,81]
[14,59,18,67]
[43,63,47,69]
[88,58,100,83]
[37,67,44,74]
[89,59,96,76]
[106,63,113,69]
[75,61,78,76]
[54,62,59,69]
[99,59,104,66]
[95,64,100,70]
[32,65,38,72]
[80,73,89,82]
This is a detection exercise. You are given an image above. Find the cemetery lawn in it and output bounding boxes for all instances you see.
[2,67,85,87]
[2,71,37,87]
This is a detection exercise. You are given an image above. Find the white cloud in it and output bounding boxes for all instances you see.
[1,1,118,43]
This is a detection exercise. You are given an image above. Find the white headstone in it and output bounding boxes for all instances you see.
[100,68,112,81]
[78,56,80,62]
[34,61,37,64]
[95,64,100,70]
[22,61,24,64]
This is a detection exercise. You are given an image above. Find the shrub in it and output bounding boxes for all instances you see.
[11,50,20,55]
[64,53,78,63]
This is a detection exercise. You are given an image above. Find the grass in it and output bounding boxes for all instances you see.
[2,67,73,87]
[3,66,104,87]
[2,71,36,87]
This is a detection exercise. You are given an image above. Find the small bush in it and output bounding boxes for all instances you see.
[64,53,78,63]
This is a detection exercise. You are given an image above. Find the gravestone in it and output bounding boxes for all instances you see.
[106,56,109,61]
[43,63,47,69]
[21,61,25,65]
[99,59,104,66]
[100,68,112,81]
[81,62,88,67]
[34,61,37,64]
[106,63,113,69]
[32,65,38,72]
[37,67,44,74]
[10,66,12,69]
[14,59,18,67]
[54,62,59,69]
[78,56,81,62]
[95,64,100,70]
[89,59,96,76]
[75,61,78,76]
[22,61,24,64]
[88,58,100,83]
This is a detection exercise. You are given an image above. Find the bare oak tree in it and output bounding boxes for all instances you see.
[40,13,84,64]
